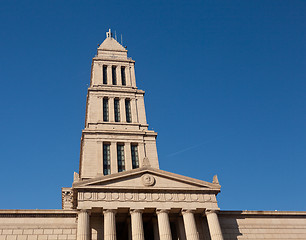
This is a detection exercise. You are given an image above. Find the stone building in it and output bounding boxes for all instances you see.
[0,30,306,240]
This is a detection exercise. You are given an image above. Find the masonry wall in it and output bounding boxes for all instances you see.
[219,211,306,240]
[0,210,77,240]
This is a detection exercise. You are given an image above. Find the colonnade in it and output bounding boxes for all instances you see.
[102,97,137,124]
[92,63,137,88]
[77,209,223,240]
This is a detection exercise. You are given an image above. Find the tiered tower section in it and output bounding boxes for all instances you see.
[79,31,159,179]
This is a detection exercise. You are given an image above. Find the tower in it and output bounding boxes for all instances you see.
[62,30,224,240]
[80,29,159,179]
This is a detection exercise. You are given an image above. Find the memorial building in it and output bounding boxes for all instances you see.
[0,30,306,240]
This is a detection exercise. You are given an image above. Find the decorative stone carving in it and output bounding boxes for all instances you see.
[141,174,155,186]
[78,191,216,204]
[62,188,74,210]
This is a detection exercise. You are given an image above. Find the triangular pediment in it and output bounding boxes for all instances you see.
[98,37,127,52]
[73,167,220,193]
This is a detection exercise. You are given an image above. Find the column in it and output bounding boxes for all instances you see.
[109,97,115,122]
[120,98,126,122]
[182,210,199,240]
[205,210,224,240]
[104,209,117,240]
[130,209,145,240]
[116,65,122,85]
[125,143,132,171]
[110,142,118,174]
[77,210,90,240]
[107,65,112,85]
[126,65,131,86]
[156,210,172,240]
[131,98,138,123]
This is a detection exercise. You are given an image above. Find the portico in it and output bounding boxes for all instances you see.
[76,207,223,240]
[71,167,223,240]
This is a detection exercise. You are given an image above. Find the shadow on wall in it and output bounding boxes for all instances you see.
[218,212,243,240]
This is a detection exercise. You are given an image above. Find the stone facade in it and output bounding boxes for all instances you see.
[219,211,306,239]
[0,210,77,240]
[1,30,305,240]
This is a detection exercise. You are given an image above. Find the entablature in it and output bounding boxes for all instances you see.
[88,86,144,94]
[93,57,135,63]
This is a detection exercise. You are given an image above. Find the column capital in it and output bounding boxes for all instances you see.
[205,209,220,215]
[130,209,144,214]
[78,209,91,215]
[181,209,196,215]
[156,209,170,214]
[103,209,117,214]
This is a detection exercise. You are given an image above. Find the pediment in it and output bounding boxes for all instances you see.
[73,167,220,193]
[98,37,127,52]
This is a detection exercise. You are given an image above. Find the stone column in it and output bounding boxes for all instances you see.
[107,65,112,85]
[130,209,145,240]
[110,142,118,174]
[126,65,131,86]
[125,143,132,171]
[109,97,115,122]
[77,210,90,240]
[156,210,172,240]
[120,98,126,123]
[182,210,199,240]
[116,65,122,85]
[205,210,224,240]
[104,209,117,240]
[131,98,138,123]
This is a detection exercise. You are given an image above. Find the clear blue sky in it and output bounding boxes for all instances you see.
[0,0,305,211]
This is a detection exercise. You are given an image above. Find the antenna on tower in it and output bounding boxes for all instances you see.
[115,31,117,41]
[121,34,123,45]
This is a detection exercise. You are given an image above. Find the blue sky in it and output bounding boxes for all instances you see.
[0,0,305,211]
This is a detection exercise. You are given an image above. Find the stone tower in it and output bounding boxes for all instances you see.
[79,29,159,179]
[62,30,224,240]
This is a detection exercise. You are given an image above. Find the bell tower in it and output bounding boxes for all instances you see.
[79,29,159,180]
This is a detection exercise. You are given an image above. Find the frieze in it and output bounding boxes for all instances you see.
[78,191,216,203]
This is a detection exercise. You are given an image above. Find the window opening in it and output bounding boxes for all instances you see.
[125,99,132,123]
[103,143,111,175]
[103,98,109,122]
[131,144,139,169]
[121,67,126,86]
[117,144,125,172]
[114,98,120,122]
[112,66,117,85]
[103,66,107,84]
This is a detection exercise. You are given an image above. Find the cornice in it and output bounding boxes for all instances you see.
[82,129,157,136]
[0,209,77,218]
[88,86,145,94]
[219,210,306,216]
[93,57,135,63]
